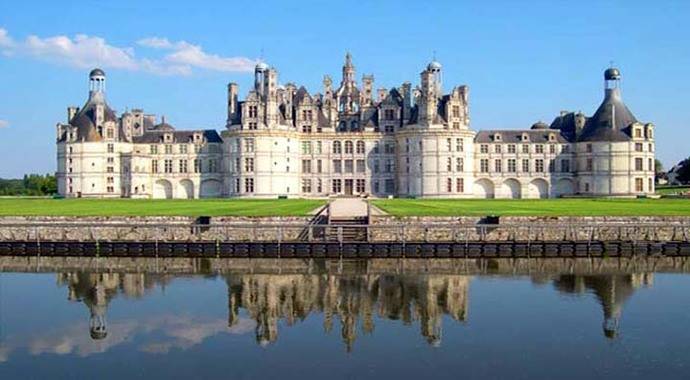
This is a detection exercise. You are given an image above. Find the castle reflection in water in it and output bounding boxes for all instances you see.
[56,269,653,350]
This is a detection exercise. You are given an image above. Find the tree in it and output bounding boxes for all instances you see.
[655,159,667,182]
[676,157,690,185]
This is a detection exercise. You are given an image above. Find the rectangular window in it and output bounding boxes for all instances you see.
[456,138,463,152]
[301,141,312,154]
[586,144,593,153]
[107,157,114,164]
[561,159,570,173]
[452,105,460,118]
[535,145,544,154]
[194,159,201,173]
[456,157,464,171]
[107,186,114,193]
[373,159,379,173]
[549,144,556,154]
[302,125,312,133]
[317,159,322,173]
[244,158,254,172]
[165,145,173,154]
[316,141,322,154]
[248,105,258,118]
[209,159,218,173]
[480,144,488,154]
[535,159,544,172]
[385,159,394,173]
[373,142,380,154]
[480,159,489,173]
[446,138,452,151]
[384,109,395,120]
[150,145,158,154]
[356,159,365,173]
[301,179,312,193]
[548,159,555,172]
[635,178,643,192]
[356,179,366,193]
[508,144,516,154]
[244,138,255,152]
[333,160,342,173]
[385,125,395,133]
[344,159,353,173]
[508,159,516,172]
[456,178,464,193]
[447,157,452,172]
[179,159,188,173]
[522,159,530,172]
[635,143,643,152]
[152,160,158,173]
[495,144,502,153]
[164,159,173,173]
[522,144,529,154]
[317,179,323,193]
[244,178,254,193]
[586,158,593,171]
[302,159,312,173]
[648,158,653,171]
[332,179,342,193]
[452,122,460,129]
[107,144,114,153]
[562,145,570,153]
[446,178,453,192]
[385,179,394,193]
[180,144,188,154]
[494,159,502,172]
[635,157,643,171]
[384,143,395,154]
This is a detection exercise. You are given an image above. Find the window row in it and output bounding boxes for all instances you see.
[151,159,217,174]
[150,144,206,155]
[479,143,566,155]
[479,158,570,173]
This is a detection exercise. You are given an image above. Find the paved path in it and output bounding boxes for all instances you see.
[329,198,369,218]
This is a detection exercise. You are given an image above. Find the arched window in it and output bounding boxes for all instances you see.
[333,141,342,154]
[345,141,354,154]
[356,141,365,154]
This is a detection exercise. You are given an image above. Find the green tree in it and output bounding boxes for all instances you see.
[655,159,667,182]
[676,157,690,184]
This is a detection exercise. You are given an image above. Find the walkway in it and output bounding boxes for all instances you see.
[327,198,388,218]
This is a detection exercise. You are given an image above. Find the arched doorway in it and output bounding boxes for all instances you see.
[474,179,495,199]
[179,180,194,199]
[554,178,575,198]
[501,179,522,199]
[153,179,173,199]
[200,179,222,198]
[528,179,549,199]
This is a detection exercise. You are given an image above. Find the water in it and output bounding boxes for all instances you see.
[0,257,688,379]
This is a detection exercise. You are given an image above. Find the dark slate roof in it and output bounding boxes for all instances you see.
[549,112,579,142]
[150,122,175,131]
[294,86,311,103]
[317,109,330,128]
[68,100,118,142]
[361,107,379,127]
[132,130,223,144]
[90,68,105,77]
[578,88,635,142]
[475,129,569,143]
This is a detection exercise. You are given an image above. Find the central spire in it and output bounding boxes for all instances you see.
[342,52,355,83]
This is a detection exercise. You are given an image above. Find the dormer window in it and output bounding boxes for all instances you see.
[493,133,502,142]
[634,128,642,138]
[521,133,529,142]
[548,133,556,142]
[164,133,173,142]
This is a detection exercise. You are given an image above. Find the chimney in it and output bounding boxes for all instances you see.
[67,106,79,123]
[227,83,239,123]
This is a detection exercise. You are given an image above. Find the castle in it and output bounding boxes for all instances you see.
[56,54,656,199]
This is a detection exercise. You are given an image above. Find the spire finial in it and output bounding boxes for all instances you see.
[345,51,352,67]
[433,50,437,61]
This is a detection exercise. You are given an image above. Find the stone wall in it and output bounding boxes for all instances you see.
[1,215,689,243]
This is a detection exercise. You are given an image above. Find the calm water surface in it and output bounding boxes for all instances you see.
[0,258,689,379]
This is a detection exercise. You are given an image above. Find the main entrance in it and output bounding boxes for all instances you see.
[344,179,354,195]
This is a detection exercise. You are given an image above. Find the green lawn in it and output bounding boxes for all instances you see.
[372,198,690,217]
[656,186,690,195]
[0,198,325,217]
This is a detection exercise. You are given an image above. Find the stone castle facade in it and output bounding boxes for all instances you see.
[56,55,656,198]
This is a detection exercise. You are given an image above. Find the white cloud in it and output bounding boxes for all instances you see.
[0,28,256,76]
[137,37,173,49]
[0,28,14,47]
[0,120,8,129]
[138,37,257,73]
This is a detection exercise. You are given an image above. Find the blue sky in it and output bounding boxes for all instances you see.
[0,0,688,177]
